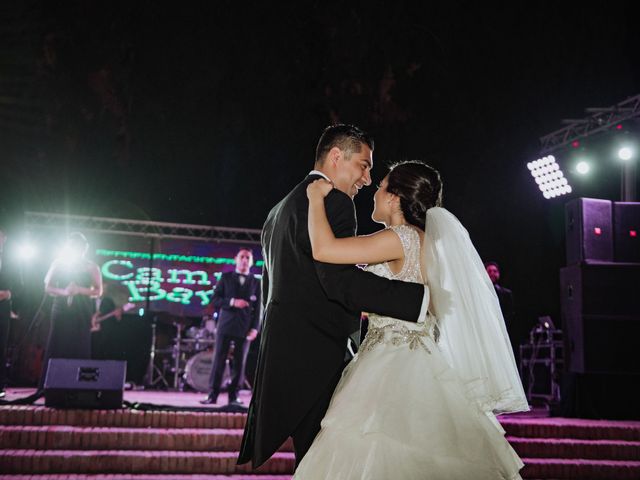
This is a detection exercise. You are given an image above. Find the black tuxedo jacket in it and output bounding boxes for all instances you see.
[212,271,261,338]
[494,284,515,328]
[238,174,424,467]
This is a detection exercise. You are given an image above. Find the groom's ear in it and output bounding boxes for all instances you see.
[327,146,342,166]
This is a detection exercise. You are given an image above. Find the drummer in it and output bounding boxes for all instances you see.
[201,247,260,406]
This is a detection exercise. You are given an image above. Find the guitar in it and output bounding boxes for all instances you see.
[91,303,136,332]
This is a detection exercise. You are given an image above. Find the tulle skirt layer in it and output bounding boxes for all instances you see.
[293,336,523,480]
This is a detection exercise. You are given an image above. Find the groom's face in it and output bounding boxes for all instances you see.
[333,144,373,198]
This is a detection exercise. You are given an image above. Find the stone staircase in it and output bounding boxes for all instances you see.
[0,406,293,478]
[0,406,639,479]
[502,417,640,479]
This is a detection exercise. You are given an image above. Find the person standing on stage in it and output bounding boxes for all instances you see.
[39,232,103,388]
[201,247,260,406]
[0,228,17,398]
[485,261,517,356]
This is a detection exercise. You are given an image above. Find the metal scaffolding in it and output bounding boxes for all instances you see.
[540,94,640,154]
[24,211,262,245]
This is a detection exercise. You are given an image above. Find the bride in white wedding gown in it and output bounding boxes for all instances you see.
[293,161,528,480]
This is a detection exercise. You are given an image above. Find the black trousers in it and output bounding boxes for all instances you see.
[208,333,246,398]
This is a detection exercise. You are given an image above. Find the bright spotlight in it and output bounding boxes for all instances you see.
[527,154,573,199]
[576,161,591,175]
[56,244,84,266]
[618,147,634,161]
[17,244,37,261]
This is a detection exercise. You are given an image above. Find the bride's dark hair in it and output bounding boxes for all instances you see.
[386,160,443,230]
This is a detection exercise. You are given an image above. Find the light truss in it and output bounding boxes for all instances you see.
[540,94,640,154]
[24,211,262,245]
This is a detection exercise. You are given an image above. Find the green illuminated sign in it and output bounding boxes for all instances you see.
[99,250,261,308]
[96,249,264,267]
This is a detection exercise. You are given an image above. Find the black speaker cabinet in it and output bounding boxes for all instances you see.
[44,358,126,409]
[560,264,640,374]
[613,202,640,263]
[565,198,613,265]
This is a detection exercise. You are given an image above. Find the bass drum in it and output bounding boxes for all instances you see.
[184,350,230,392]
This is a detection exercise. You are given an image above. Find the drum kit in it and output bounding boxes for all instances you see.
[145,314,234,392]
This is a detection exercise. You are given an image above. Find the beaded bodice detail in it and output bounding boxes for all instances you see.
[360,224,438,353]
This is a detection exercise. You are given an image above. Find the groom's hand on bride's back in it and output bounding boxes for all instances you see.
[307,179,333,201]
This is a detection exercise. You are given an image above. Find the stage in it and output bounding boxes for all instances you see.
[2,387,253,411]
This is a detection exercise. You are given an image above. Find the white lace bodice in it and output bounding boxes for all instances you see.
[365,224,425,285]
[362,225,438,353]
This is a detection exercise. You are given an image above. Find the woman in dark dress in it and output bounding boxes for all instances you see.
[39,232,103,387]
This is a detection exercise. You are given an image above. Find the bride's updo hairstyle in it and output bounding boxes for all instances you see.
[386,161,443,230]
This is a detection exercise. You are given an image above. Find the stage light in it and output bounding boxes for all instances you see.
[575,161,591,175]
[17,243,37,261]
[618,147,634,161]
[528,155,572,199]
[138,308,145,317]
[56,244,84,266]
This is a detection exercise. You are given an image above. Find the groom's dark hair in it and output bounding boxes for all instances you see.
[315,124,374,166]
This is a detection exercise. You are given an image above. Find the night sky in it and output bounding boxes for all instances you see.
[1,1,639,336]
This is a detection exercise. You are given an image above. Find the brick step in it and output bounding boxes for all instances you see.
[521,458,640,480]
[0,407,246,430]
[500,417,640,441]
[3,406,639,442]
[4,425,639,461]
[2,454,640,479]
[0,476,615,480]
[0,426,294,452]
[509,436,640,460]
[0,476,292,480]
[0,450,295,475]
[0,475,556,480]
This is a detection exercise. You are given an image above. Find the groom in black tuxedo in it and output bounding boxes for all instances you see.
[238,124,428,468]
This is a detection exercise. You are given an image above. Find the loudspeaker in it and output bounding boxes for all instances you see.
[613,202,640,263]
[44,358,126,409]
[560,264,640,374]
[557,372,640,420]
[565,198,613,265]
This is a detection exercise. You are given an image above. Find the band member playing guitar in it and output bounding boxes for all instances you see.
[91,302,135,332]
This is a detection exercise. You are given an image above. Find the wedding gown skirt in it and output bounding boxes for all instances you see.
[293,316,524,480]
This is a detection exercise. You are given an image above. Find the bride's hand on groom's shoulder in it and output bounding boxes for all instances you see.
[307,179,333,202]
